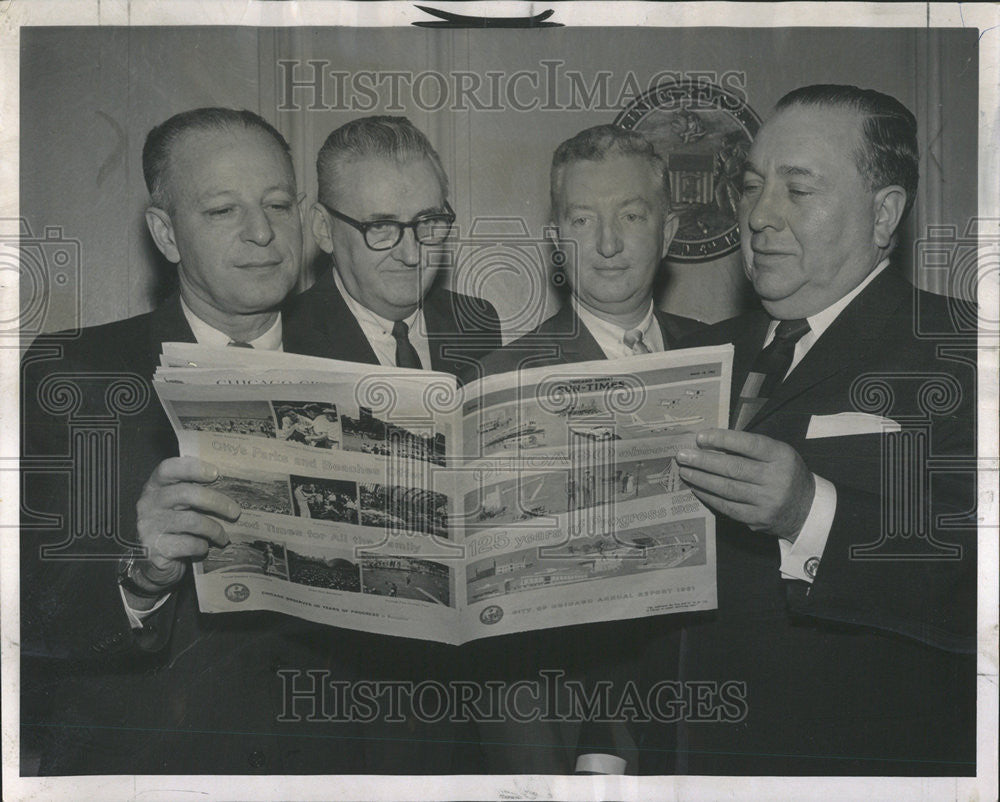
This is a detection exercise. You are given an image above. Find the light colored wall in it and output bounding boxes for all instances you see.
[21,27,979,334]
[21,27,268,331]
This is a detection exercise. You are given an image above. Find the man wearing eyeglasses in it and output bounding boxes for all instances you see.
[280,116,499,773]
[284,115,501,376]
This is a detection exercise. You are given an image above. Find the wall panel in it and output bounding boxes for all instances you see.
[21,26,979,334]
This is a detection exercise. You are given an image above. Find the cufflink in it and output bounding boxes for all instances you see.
[804,556,820,579]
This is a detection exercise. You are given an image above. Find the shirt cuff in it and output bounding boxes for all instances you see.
[120,584,172,629]
[779,474,836,583]
[575,753,628,774]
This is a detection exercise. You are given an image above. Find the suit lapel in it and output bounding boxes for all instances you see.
[147,295,196,368]
[727,311,770,425]
[653,308,698,349]
[552,305,606,364]
[653,308,677,349]
[295,271,380,364]
[423,288,461,374]
[747,268,907,430]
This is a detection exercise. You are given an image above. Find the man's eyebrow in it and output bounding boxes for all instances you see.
[362,205,447,222]
[564,197,651,212]
[415,204,449,218]
[742,162,826,182]
[777,165,824,180]
[195,184,296,202]
[193,188,236,203]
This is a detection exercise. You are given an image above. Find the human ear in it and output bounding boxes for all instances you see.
[309,203,335,254]
[144,207,181,264]
[873,185,906,249]
[661,210,680,259]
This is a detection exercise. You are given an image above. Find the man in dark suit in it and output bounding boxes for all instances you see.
[285,115,500,376]
[20,107,370,774]
[282,116,501,773]
[478,124,701,379]
[468,124,705,773]
[633,85,976,775]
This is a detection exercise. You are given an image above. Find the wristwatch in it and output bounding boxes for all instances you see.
[117,555,172,599]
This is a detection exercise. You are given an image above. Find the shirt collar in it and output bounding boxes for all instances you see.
[572,296,657,346]
[333,268,421,333]
[801,258,891,340]
[179,297,283,351]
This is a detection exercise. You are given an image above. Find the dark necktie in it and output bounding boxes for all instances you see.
[391,320,423,370]
[227,340,254,348]
[731,318,810,431]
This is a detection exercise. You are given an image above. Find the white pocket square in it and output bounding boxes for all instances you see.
[806,412,902,439]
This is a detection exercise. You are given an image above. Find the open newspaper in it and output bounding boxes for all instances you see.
[153,343,732,644]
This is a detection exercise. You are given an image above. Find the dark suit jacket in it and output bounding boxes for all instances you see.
[20,296,479,775]
[634,267,977,775]
[20,297,375,775]
[283,270,502,769]
[463,301,706,773]
[284,269,502,378]
[21,296,194,665]
[476,301,705,379]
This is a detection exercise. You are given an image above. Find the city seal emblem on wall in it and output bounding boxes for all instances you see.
[225,583,251,603]
[480,604,504,625]
[615,79,761,262]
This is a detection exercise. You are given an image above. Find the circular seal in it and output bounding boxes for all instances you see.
[225,583,251,603]
[479,604,504,625]
[615,79,761,263]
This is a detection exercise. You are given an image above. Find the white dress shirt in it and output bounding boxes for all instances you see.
[771,259,890,583]
[180,298,284,351]
[333,270,433,370]
[572,297,666,357]
[123,301,283,627]
[572,265,891,773]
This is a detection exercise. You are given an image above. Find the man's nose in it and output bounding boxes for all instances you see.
[597,218,623,259]
[242,205,276,246]
[392,227,421,266]
[744,183,783,232]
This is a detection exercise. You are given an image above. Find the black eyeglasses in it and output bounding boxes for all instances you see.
[320,201,456,251]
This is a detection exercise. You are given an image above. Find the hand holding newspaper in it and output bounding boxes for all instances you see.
[153,343,732,644]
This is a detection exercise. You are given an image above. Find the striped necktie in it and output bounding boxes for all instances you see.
[731,318,810,431]
[623,328,652,355]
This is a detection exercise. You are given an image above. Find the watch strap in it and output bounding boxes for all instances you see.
[117,556,173,599]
